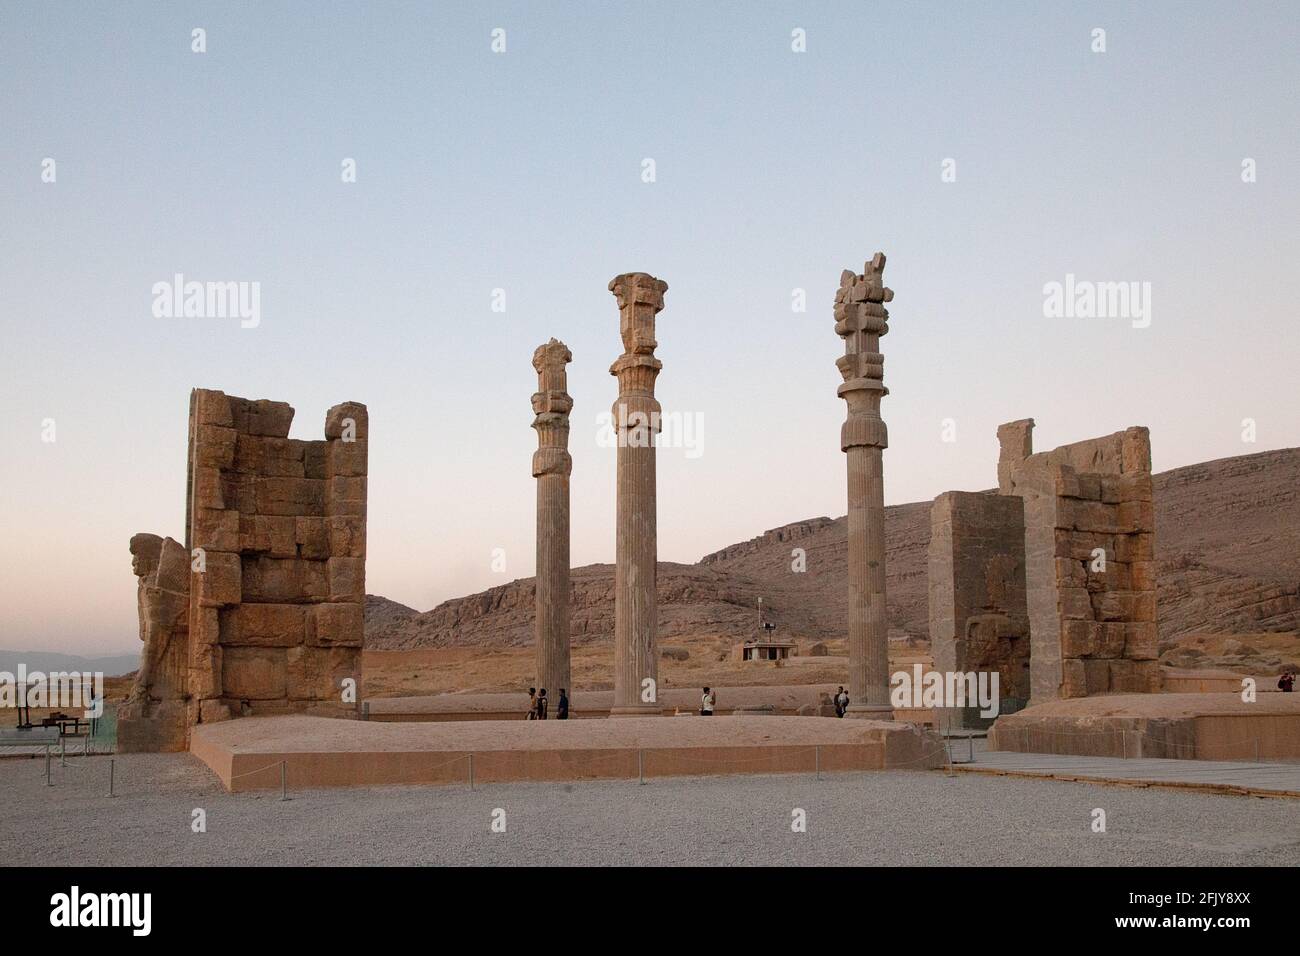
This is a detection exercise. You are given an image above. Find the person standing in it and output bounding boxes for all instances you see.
[526,687,537,720]
[556,688,570,719]
[833,685,846,718]
[836,687,849,717]
[701,686,714,716]
[1279,672,1295,693]
[537,688,549,719]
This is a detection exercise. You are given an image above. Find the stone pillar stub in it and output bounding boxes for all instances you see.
[997,418,1034,493]
[834,254,894,718]
[532,338,573,700]
[608,273,667,716]
[928,491,1030,729]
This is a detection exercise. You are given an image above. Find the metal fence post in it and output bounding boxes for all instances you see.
[638,749,644,786]
[815,745,820,780]
[45,746,52,786]
[109,758,115,797]
[280,761,288,801]
[469,753,475,792]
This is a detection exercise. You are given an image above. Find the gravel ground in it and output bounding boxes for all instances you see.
[2,752,1297,866]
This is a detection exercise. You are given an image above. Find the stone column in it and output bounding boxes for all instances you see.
[608,272,668,716]
[531,338,573,698]
[834,254,895,718]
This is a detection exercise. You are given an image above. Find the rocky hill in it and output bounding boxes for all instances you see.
[365,447,1300,649]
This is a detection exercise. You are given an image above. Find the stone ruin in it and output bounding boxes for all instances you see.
[532,337,574,698]
[118,388,368,751]
[120,533,191,749]
[126,259,1168,755]
[929,419,1159,728]
[833,254,896,717]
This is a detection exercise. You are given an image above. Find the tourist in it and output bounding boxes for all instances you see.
[537,688,549,719]
[556,688,569,719]
[1279,672,1295,693]
[701,686,714,716]
[526,687,537,720]
[836,687,849,717]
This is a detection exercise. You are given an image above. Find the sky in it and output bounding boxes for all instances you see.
[1,1,1296,655]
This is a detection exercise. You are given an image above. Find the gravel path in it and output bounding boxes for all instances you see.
[3,752,1296,866]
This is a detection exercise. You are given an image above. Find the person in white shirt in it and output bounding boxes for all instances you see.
[700,686,714,716]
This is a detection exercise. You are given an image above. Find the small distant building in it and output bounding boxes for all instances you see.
[740,639,797,662]
[736,611,796,661]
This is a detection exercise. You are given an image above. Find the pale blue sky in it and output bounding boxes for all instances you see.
[1,1,1297,653]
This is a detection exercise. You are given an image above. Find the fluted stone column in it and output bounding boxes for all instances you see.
[532,339,573,698]
[834,254,895,718]
[608,273,668,716]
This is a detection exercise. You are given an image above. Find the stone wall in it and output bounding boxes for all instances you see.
[928,418,1160,709]
[188,388,367,723]
[119,389,367,751]
[999,420,1160,701]
[928,491,1030,728]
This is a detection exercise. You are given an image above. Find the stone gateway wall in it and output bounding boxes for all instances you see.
[119,389,367,752]
[928,418,1160,708]
[1000,421,1159,701]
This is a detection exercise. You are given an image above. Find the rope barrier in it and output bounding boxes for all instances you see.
[228,760,291,781]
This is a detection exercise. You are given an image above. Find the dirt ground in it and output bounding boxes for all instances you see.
[76,632,1299,706]
[360,635,932,698]
[1157,631,1300,682]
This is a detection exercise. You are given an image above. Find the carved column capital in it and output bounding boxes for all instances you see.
[531,338,573,478]
[834,253,894,452]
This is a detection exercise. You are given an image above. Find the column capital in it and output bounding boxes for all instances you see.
[835,253,894,452]
[531,338,573,415]
[609,273,668,357]
[532,338,572,478]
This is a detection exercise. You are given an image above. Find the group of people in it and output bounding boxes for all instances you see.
[525,686,721,718]
[525,687,569,719]
[521,684,865,717]
[524,672,1293,720]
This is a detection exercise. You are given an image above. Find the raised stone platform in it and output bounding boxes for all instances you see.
[989,691,1300,761]
[1160,668,1279,694]
[956,750,1300,799]
[191,714,945,792]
